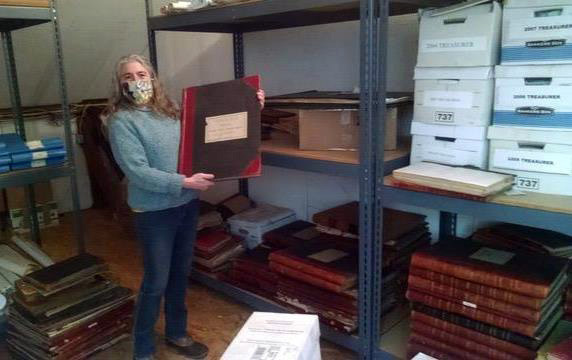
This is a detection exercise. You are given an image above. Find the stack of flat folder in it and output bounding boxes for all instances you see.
[7,253,134,360]
[194,227,244,273]
[0,134,66,173]
[406,239,568,360]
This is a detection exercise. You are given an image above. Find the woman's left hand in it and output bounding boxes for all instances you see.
[257,89,265,109]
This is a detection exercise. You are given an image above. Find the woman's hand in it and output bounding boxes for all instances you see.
[183,173,215,191]
[257,89,265,109]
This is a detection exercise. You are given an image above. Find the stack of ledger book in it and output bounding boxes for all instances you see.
[7,253,135,360]
[0,134,66,173]
[391,162,514,199]
[406,239,569,360]
[194,227,244,273]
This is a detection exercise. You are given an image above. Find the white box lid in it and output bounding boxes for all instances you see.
[488,126,572,145]
[415,66,494,80]
[504,0,572,9]
[411,121,487,140]
[423,0,496,18]
[495,64,572,78]
[227,203,295,226]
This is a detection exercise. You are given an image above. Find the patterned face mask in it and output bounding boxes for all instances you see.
[122,79,154,105]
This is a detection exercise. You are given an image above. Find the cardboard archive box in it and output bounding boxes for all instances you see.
[410,122,488,169]
[413,66,494,127]
[488,126,572,195]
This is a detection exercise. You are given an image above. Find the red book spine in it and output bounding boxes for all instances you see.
[406,289,538,337]
[411,311,536,359]
[239,76,261,178]
[269,251,356,286]
[409,267,544,310]
[178,86,196,176]
[411,252,550,299]
[408,273,542,323]
[410,331,491,360]
[269,261,347,292]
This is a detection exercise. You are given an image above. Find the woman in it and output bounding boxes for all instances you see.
[107,54,264,360]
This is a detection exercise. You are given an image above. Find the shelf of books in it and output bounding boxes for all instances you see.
[0,163,72,189]
[261,132,409,177]
[0,4,51,32]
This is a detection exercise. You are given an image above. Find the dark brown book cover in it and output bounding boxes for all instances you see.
[406,288,559,337]
[216,193,255,220]
[195,228,233,255]
[409,330,496,360]
[409,267,548,310]
[269,261,349,293]
[410,239,569,299]
[312,201,426,239]
[479,223,572,255]
[179,76,261,181]
[411,311,536,359]
[262,220,321,248]
[408,273,550,323]
[268,239,357,287]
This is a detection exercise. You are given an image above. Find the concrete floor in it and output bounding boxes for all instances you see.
[19,208,357,360]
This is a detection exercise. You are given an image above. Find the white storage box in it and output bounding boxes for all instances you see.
[493,64,572,129]
[413,66,494,127]
[228,203,296,249]
[502,0,572,65]
[417,1,502,67]
[221,312,321,360]
[488,126,572,195]
[410,122,488,169]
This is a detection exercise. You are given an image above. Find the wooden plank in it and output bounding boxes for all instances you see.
[0,0,49,8]
[261,132,409,165]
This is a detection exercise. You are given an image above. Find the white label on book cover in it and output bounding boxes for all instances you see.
[462,301,477,309]
[32,151,48,160]
[507,16,572,41]
[497,87,572,109]
[308,249,348,263]
[420,36,487,53]
[515,176,541,190]
[205,112,247,144]
[31,160,47,168]
[26,141,43,150]
[423,91,473,109]
[470,247,514,265]
[493,149,572,175]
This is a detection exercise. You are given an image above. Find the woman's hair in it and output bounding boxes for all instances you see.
[105,54,179,119]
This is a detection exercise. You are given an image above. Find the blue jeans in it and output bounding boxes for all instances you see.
[132,199,199,358]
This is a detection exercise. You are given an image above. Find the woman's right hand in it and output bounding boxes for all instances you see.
[183,173,215,191]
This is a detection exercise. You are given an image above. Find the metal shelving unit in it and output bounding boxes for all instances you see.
[0,0,85,252]
[146,1,457,359]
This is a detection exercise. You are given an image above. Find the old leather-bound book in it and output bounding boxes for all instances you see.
[179,76,261,181]
[410,239,569,299]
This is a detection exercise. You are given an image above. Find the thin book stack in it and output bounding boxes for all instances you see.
[406,239,569,360]
[7,253,134,360]
[0,133,66,173]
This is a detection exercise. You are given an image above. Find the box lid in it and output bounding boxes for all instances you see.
[488,126,572,145]
[415,66,494,80]
[504,0,572,9]
[423,0,495,17]
[228,203,295,227]
[495,64,572,78]
[411,122,488,140]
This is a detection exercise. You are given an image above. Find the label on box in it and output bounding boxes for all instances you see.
[422,146,475,165]
[26,141,43,150]
[507,16,572,42]
[31,160,47,168]
[497,86,572,110]
[434,111,455,123]
[515,176,541,190]
[205,112,247,143]
[420,36,487,53]
[493,149,572,174]
[32,151,48,160]
[423,91,473,109]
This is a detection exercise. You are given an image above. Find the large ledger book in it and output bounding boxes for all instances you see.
[410,239,569,299]
[179,76,261,181]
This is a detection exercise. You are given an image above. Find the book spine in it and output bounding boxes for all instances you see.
[408,273,541,323]
[410,266,543,310]
[411,252,550,299]
[269,261,347,293]
[11,157,66,170]
[178,86,196,176]
[411,302,539,350]
[411,311,536,359]
[410,331,491,360]
[406,289,538,337]
[268,251,355,286]
[11,148,66,163]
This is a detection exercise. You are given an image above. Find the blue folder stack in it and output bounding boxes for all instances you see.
[0,134,66,172]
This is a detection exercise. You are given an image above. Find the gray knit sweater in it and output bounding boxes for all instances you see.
[108,108,197,212]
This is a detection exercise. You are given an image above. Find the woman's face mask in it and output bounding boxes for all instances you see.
[122,79,154,105]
